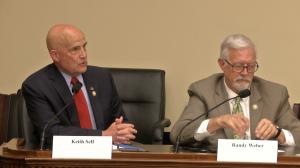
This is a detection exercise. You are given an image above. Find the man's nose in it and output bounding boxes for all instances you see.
[79,47,87,58]
[240,66,249,75]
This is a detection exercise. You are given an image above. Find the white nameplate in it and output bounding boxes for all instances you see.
[217,139,278,163]
[52,136,112,159]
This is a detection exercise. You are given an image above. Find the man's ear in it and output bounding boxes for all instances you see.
[218,58,226,70]
[49,50,59,62]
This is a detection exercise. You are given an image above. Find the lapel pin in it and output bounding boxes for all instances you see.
[90,87,97,97]
[252,104,258,110]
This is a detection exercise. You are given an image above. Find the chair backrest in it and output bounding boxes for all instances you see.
[0,90,38,148]
[293,103,300,120]
[16,90,39,149]
[108,68,166,144]
[0,92,25,144]
[0,93,9,144]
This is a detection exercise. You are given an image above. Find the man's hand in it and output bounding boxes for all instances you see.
[255,118,285,144]
[208,114,250,138]
[102,116,137,144]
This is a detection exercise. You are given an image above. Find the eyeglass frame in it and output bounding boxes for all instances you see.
[224,59,259,73]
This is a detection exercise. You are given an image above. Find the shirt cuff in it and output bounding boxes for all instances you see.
[194,119,212,141]
[280,129,295,146]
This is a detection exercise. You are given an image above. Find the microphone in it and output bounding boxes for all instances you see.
[174,89,251,153]
[40,81,82,150]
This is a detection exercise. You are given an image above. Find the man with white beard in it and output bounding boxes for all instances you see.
[170,34,300,148]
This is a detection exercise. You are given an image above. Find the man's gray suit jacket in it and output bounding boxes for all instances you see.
[170,73,300,147]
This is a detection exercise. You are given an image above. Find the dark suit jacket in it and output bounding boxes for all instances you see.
[22,64,125,148]
[170,73,300,147]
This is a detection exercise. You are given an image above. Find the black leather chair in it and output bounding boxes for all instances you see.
[0,90,38,148]
[0,93,20,144]
[0,93,10,144]
[0,91,29,145]
[108,68,171,144]
[293,103,300,120]
[17,90,39,149]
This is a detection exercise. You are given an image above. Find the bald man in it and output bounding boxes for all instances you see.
[22,24,137,148]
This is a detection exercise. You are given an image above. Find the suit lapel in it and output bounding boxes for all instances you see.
[82,68,104,130]
[214,79,234,138]
[47,64,72,104]
[46,64,79,126]
[249,81,263,139]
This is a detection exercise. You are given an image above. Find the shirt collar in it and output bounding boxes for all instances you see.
[60,71,84,86]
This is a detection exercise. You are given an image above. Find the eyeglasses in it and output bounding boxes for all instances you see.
[224,59,259,73]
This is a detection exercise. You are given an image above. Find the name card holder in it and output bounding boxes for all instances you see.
[52,136,112,159]
[217,139,278,163]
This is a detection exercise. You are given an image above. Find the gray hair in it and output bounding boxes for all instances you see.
[220,34,256,59]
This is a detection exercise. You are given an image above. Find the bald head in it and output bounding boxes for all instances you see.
[46,24,88,76]
[46,24,85,51]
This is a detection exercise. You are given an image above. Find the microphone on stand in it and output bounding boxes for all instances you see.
[40,81,82,150]
[174,89,251,153]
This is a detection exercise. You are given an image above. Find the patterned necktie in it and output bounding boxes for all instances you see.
[232,97,244,139]
[71,77,92,128]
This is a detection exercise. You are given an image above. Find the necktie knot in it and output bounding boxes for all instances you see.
[71,77,79,85]
[232,97,243,114]
[235,97,241,104]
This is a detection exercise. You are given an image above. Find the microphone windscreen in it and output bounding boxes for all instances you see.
[238,89,251,98]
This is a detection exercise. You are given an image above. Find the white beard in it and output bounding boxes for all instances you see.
[233,76,251,91]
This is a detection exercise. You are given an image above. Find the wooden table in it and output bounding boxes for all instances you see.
[1,138,300,168]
